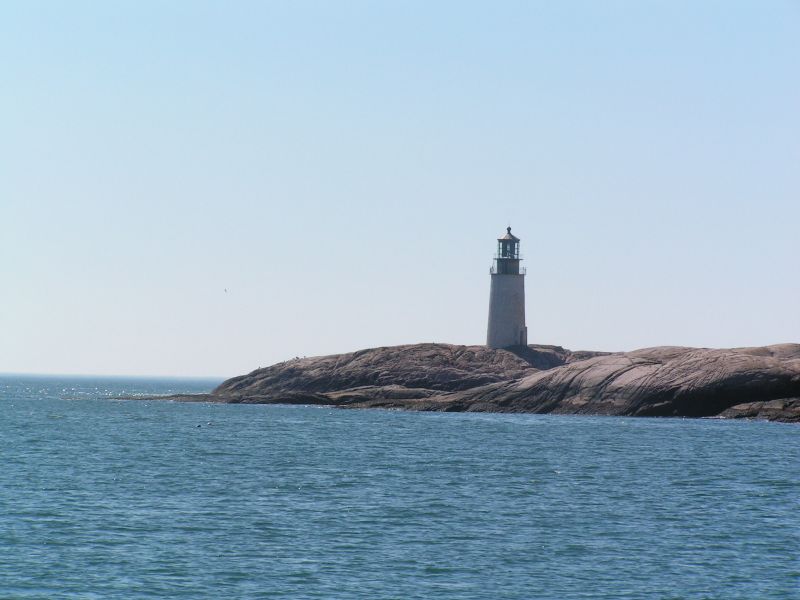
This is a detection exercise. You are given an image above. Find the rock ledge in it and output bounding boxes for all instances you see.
[193,343,800,422]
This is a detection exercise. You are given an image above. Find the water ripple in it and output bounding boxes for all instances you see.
[0,375,798,599]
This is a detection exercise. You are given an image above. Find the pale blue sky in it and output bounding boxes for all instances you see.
[2,1,798,377]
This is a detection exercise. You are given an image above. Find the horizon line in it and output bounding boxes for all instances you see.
[0,371,228,381]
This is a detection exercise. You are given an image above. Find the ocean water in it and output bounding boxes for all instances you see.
[0,375,798,599]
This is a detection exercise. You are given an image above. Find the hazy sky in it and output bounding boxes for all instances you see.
[2,1,798,377]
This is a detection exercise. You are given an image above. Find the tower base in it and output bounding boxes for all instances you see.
[486,273,527,348]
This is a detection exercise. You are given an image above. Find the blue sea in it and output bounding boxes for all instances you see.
[1,375,798,599]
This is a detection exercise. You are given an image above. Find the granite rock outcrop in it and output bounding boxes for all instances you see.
[212,343,602,400]
[199,342,800,422]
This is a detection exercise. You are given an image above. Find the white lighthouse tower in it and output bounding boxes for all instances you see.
[487,227,527,348]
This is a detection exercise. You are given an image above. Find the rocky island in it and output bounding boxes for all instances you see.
[149,229,800,422]
[167,342,800,423]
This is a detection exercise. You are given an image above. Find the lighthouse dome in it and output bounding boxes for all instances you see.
[498,227,520,242]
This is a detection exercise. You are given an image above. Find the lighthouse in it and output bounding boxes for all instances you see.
[487,227,527,348]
